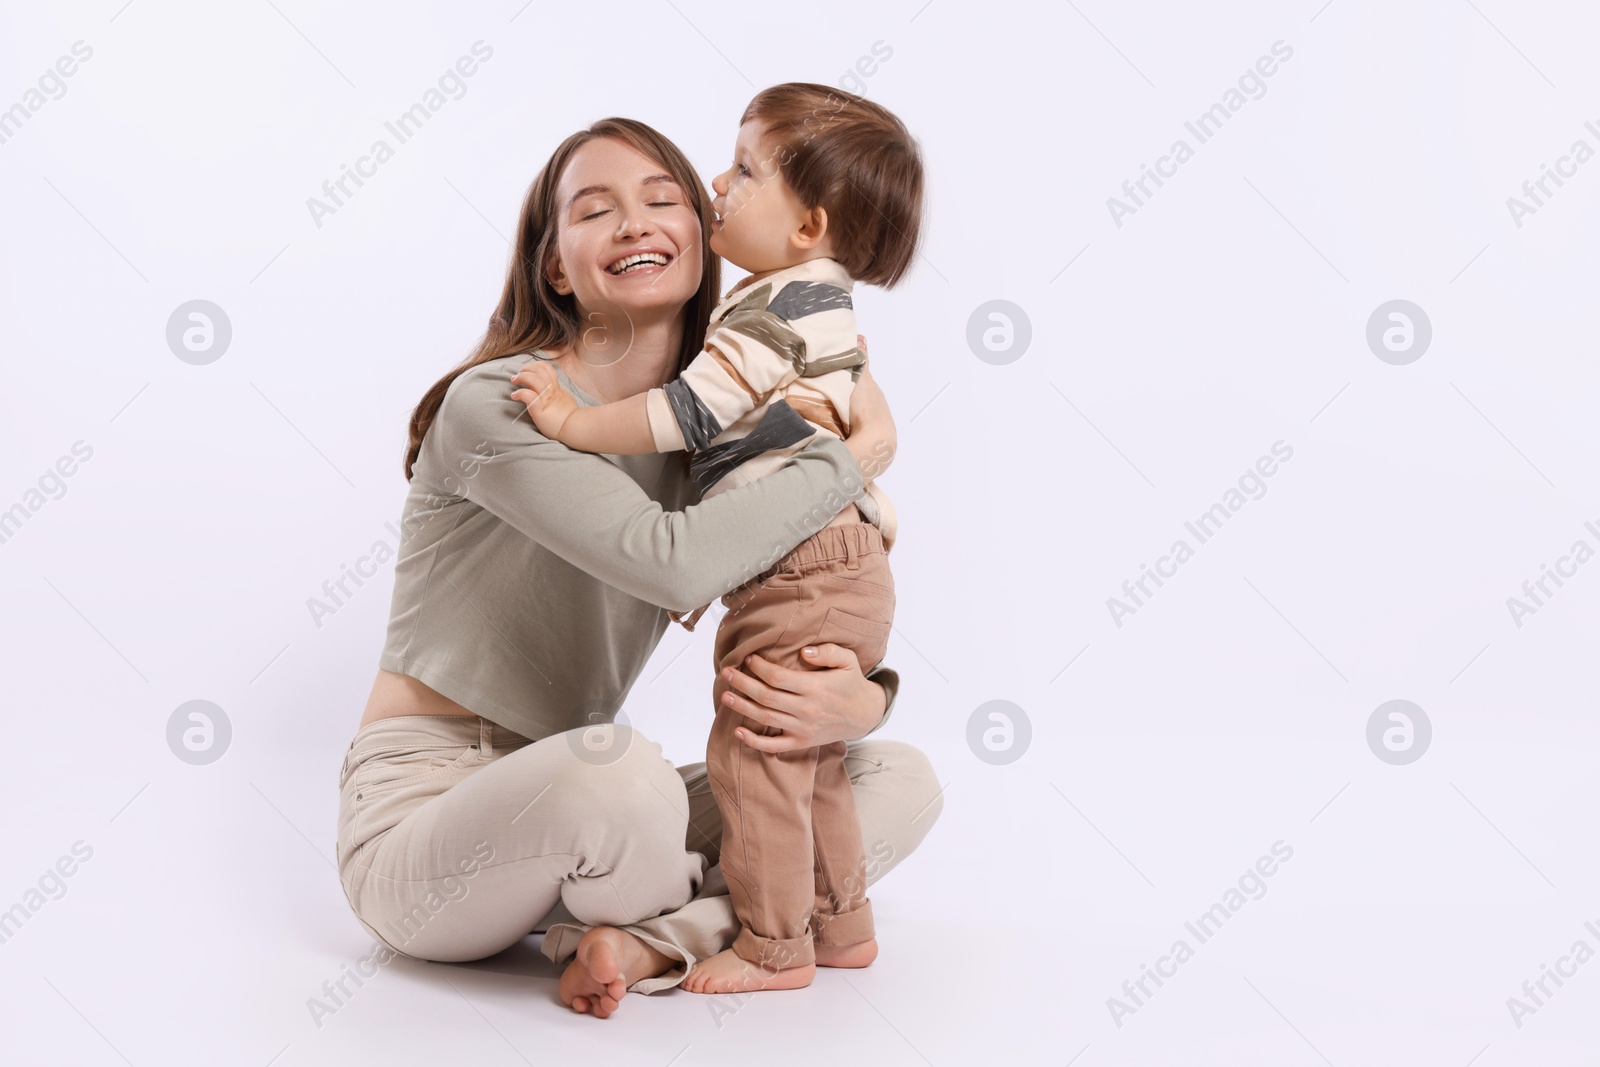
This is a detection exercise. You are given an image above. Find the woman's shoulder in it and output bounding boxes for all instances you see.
[428,353,548,455]
[444,352,534,398]
[439,352,545,414]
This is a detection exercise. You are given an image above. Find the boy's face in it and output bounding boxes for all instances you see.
[709,120,814,275]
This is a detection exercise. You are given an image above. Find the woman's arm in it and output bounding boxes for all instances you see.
[426,359,866,614]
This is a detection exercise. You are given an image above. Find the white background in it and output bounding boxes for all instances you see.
[2,0,1598,1064]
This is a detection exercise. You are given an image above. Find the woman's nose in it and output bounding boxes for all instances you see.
[614,210,651,238]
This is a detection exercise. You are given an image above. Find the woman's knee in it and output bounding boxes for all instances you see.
[848,738,944,850]
[852,738,939,795]
[544,724,687,820]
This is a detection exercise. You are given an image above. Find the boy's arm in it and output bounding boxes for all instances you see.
[552,392,657,455]
[644,308,805,453]
[510,363,658,454]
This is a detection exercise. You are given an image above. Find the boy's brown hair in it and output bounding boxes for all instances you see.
[741,82,924,289]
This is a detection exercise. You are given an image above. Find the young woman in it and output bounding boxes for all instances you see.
[336,117,942,1019]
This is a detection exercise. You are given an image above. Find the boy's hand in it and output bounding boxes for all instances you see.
[511,361,578,440]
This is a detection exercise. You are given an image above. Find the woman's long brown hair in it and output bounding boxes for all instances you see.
[403,118,722,480]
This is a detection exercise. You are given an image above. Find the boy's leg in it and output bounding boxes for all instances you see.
[805,537,894,948]
[809,739,875,947]
[705,565,822,971]
[706,703,821,969]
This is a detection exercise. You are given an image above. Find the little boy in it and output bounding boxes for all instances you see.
[515,83,923,993]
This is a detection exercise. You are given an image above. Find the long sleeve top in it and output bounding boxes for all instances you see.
[378,355,900,742]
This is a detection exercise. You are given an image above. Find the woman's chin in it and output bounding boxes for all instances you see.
[597,288,696,321]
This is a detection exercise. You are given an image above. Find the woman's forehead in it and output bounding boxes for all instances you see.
[560,137,679,197]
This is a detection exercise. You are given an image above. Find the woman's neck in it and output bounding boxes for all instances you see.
[558,308,685,404]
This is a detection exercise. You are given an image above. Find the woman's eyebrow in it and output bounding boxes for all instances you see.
[566,174,680,210]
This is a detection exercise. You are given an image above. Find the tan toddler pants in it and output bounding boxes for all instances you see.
[708,520,895,970]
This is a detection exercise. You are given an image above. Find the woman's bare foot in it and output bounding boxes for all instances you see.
[681,948,816,994]
[557,926,676,1018]
[815,937,877,968]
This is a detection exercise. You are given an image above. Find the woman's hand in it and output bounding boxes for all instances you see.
[844,335,895,481]
[511,361,578,440]
[721,644,887,751]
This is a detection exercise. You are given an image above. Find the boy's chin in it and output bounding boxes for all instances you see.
[710,230,749,262]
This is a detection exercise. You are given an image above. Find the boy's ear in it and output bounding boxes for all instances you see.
[792,205,830,252]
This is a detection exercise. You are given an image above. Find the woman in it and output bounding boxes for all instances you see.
[336,117,943,1019]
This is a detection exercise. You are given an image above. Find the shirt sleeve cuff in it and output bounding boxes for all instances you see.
[645,386,688,453]
[862,663,898,736]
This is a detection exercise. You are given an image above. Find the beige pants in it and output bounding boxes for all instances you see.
[335,714,941,994]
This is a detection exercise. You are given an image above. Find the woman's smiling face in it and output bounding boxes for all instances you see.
[545,136,704,323]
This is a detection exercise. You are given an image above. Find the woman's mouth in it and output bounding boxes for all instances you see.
[606,252,672,276]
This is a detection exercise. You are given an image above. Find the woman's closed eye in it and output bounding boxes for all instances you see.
[581,201,679,220]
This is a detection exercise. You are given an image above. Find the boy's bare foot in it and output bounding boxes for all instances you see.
[815,937,877,968]
[681,948,816,994]
[557,926,676,1018]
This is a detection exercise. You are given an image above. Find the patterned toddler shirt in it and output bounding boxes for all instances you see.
[642,256,896,631]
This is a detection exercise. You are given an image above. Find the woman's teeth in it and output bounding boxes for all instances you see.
[608,253,669,275]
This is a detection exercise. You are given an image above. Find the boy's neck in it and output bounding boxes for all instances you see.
[728,253,835,295]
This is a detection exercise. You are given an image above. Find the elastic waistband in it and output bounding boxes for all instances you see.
[761,521,885,580]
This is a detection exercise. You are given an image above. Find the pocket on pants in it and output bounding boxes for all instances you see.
[351,743,479,798]
[814,605,892,674]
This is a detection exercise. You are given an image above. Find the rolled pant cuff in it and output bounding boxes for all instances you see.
[813,899,875,947]
[731,925,814,970]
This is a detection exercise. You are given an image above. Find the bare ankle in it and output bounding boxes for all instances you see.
[814,937,878,968]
